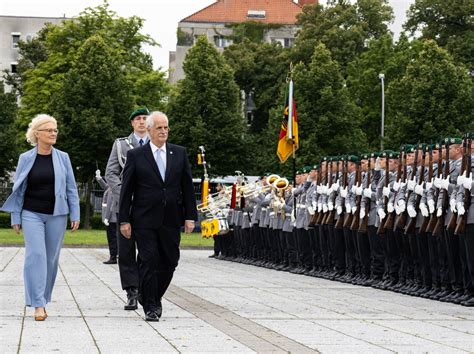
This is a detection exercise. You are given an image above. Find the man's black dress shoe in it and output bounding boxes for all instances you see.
[124,287,139,310]
[103,257,117,264]
[461,296,474,307]
[157,300,163,318]
[208,254,217,258]
[145,310,159,322]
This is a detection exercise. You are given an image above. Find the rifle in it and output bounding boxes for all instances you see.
[309,165,321,226]
[394,146,412,231]
[321,159,332,224]
[325,159,339,225]
[358,156,371,233]
[343,158,355,228]
[405,144,426,234]
[454,135,472,235]
[433,140,450,236]
[336,157,348,229]
[420,145,433,233]
[377,153,390,235]
[384,146,403,231]
[426,142,443,233]
[350,162,361,230]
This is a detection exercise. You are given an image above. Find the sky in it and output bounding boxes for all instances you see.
[1,0,414,72]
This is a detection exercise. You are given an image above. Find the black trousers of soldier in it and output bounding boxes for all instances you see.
[116,219,139,290]
[415,228,432,289]
[385,228,401,282]
[296,228,312,270]
[252,224,262,260]
[367,226,384,279]
[278,230,287,265]
[463,224,474,295]
[319,225,330,271]
[402,232,415,281]
[221,228,234,257]
[394,228,407,282]
[286,231,298,267]
[334,226,345,274]
[408,232,421,284]
[213,234,222,256]
[263,227,272,262]
[106,222,118,258]
[309,227,321,270]
[328,224,336,270]
[445,228,464,291]
[343,226,355,275]
[426,231,441,289]
[356,231,371,278]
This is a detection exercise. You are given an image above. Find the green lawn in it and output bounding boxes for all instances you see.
[0,228,214,248]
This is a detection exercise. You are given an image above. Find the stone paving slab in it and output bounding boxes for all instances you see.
[1,247,473,353]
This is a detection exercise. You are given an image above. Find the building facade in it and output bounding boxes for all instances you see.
[0,15,66,91]
[168,0,317,84]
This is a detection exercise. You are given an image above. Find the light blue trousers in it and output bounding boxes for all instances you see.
[21,210,67,307]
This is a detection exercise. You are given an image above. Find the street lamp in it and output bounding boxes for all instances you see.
[379,73,385,150]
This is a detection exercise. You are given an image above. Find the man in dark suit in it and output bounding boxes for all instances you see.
[119,111,197,322]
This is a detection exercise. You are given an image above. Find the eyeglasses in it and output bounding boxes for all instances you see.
[38,128,59,134]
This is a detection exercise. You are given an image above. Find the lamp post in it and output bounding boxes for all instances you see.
[379,73,385,150]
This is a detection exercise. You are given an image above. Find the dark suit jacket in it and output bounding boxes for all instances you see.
[118,142,197,229]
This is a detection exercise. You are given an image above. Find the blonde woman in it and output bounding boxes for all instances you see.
[1,114,80,321]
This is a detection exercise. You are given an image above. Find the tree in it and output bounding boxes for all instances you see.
[386,40,474,146]
[53,35,133,227]
[293,0,393,75]
[0,82,18,181]
[292,43,367,164]
[167,36,246,177]
[404,0,474,67]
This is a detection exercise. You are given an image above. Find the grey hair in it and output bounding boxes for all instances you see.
[145,111,169,129]
[26,114,57,146]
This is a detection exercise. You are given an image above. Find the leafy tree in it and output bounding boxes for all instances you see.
[292,43,367,164]
[0,82,18,181]
[404,0,474,67]
[293,0,393,75]
[53,35,133,227]
[386,40,474,146]
[167,36,246,177]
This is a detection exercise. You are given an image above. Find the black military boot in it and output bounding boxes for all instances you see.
[103,256,117,264]
[124,287,139,310]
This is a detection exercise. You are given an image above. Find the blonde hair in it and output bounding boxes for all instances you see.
[26,114,57,146]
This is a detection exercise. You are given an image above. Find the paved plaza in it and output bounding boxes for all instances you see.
[1,247,473,353]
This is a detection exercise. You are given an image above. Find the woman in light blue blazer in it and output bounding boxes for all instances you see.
[1,114,80,321]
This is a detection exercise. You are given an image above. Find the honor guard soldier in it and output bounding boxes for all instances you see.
[105,107,149,311]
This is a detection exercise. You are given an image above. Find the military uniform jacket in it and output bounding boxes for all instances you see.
[360,169,381,226]
[456,156,474,225]
[295,182,310,229]
[105,133,142,216]
[437,158,462,226]
[96,176,116,224]
[250,193,265,225]
[282,193,295,232]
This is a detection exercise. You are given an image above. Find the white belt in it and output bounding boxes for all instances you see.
[269,212,275,216]
[285,213,291,217]
[261,207,267,211]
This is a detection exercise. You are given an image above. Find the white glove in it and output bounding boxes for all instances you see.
[393,181,400,192]
[322,185,328,195]
[308,206,315,215]
[359,209,366,219]
[345,203,351,213]
[395,204,402,215]
[387,202,394,213]
[457,172,466,186]
[351,206,357,215]
[350,184,357,194]
[323,204,328,213]
[407,179,416,191]
[433,176,442,189]
[463,173,472,190]
[326,185,332,195]
[317,203,323,212]
[407,205,417,218]
[95,169,101,179]
[428,199,435,214]
[426,179,433,190]
[356,185,363,196]
[397,200,406,213]
[378,209,386,220]
[419,203,428,217]
[374,157,381,171]
[383,186,390,198]
[103,218,109,226]
[436,208,442,217]
[312,201,317,210]
[440,178,450,191]
[332,181,340,192]
[328,202,334,211]
[449,198,457,213]
[414,184,424,196]
[340,187,348,199]
[336,206,343,215]
[317,185,322,194]
[457,203,465,216]
[363,188,372,199]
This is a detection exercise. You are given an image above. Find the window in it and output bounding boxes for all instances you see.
[11,63,18,73]
[247,10,266,19]
[272,38,295,48]
[12,33,21,48]
[214,36,232,48]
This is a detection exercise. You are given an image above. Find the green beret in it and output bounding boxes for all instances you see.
[370,152,379,158]
[388,151,399,159]
[360,153,370,160]
[405,144,415,153]
[445,137,462,145]
[311,164,319,170]
[347,155,359,163]
[129,107,150,120]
